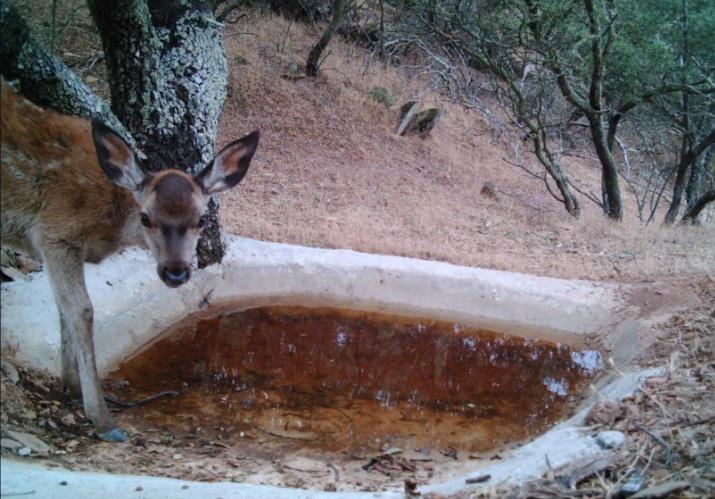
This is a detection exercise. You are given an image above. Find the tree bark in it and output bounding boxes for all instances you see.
[685,146,712,213]
[681,190,715,224]
[664,128,715,224]
[88,0,229,266]
[0,2,133,148]
[589,114,623,220]
[306,0,345,77]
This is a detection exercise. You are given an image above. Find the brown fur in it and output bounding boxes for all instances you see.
[150,172,202,220]
[1,79,259,440]
[1,80,136,260]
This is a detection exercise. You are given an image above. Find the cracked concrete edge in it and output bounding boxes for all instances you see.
[422,367,665,495]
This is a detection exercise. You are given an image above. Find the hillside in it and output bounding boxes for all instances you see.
[214,12,713,282]
[1,4,714,496]
[12,3,715,282]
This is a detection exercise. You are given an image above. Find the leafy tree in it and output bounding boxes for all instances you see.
[393,0,715,221]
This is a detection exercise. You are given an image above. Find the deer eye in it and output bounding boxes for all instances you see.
[140,213,151,228]
[197,215,208,229]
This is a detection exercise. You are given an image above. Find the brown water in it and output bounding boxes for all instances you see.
[113,306,602,455]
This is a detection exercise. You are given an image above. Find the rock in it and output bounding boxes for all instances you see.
[630,480,690,498]
[619,472,646,495]
[396,101,419,135]
[395,102,441,137]
[21,410,37,420]
[596,430,626,449]
[480,182,499,200]
[411,108,441,136]
[585,400,621,425]
[0,360,20,384]
[6,430,51,455]
[18,447,32,456]
[61,414,76,426]
[0,438,22,450]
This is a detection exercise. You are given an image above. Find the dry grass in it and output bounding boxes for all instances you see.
[2,6,714,497]
[489,280,715,499]
[216,11,715,282]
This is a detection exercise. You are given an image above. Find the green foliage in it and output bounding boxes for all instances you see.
[369,86,396,106]
[393,0,715,220]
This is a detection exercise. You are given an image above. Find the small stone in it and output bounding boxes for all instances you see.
[0,360,20,384]
[1,438,22,450]
[7,430,51,455]
[480,182,499,200]
[585,400,621,425]
[135,486,143,492]
[18,447,32,456]
[596,430,626,449]
[619,472,646,495]
[21,410,37,420]
[172,453,183,460]
[61,414,76,426]
[181,485,189,490]
[60,481,68,486]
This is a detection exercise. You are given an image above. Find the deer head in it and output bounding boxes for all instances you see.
[91,119,259,287]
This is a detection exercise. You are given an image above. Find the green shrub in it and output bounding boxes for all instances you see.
[369,86,396,107]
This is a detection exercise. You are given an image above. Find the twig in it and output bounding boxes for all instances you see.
[105,390,180,409]
[465,474,491,484]
[198,288,215,309]
[633,422,675,468]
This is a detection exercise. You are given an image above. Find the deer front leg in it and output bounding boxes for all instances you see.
[59,311,81,399]
[42,245,127,442]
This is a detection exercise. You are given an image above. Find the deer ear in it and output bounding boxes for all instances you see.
[91,118,145,191]
[195,131,259,194]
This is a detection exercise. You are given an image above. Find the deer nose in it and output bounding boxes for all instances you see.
[160,264,190,287]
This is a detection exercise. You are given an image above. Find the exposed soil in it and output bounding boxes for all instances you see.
[2,3,714,498]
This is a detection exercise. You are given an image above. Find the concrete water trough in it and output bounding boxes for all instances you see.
[0,236,693,498]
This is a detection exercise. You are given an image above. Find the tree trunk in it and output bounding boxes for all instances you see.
[531,130,580,217]
[88,0,228,267]
[306,0,345,77]
[0,2,133,147]
[681,190,715,224]
[664,128,715,224]
[663,154,691,225]
[589,114,623,220]
[685,147,712,213]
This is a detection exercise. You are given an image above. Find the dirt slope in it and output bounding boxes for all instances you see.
[215,12,714,282]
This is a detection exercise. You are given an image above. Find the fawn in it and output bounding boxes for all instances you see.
[0,79,259,441]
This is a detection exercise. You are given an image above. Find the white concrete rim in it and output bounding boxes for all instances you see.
[0,236,691,496]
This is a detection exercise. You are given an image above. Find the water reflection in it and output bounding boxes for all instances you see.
[115,307,601,454]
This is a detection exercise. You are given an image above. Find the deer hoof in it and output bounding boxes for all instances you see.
[98,427,128,442]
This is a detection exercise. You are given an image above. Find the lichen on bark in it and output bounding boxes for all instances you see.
[89,1,230,266]
[0,2,134,148]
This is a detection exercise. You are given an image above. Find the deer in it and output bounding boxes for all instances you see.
[0,79,259,442]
